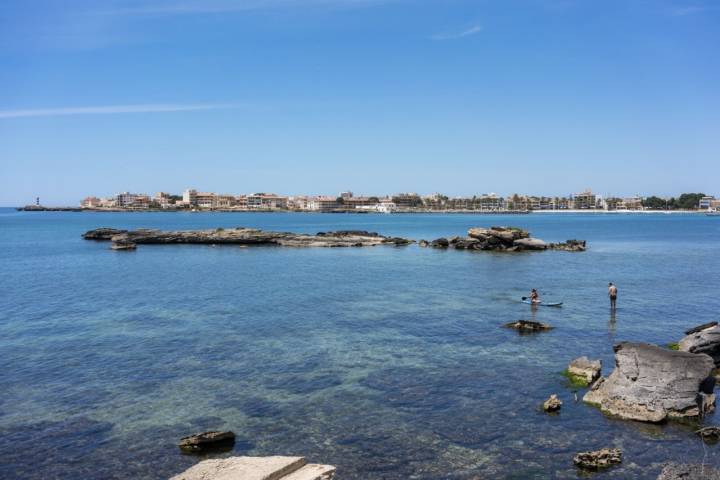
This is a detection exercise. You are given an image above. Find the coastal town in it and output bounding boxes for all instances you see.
[66,189,719,213]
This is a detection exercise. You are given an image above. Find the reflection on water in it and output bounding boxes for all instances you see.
[1,211,720,479]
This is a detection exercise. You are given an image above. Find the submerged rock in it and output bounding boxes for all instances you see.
[583,342,715,422]
[679,323,720,366]
[178,431,235,453]
[543,394,562,412]
[503,320,552,332]
[567,357,602,386]
[657,462,720,480]
[573,448,622,470]
[83,227,414,250]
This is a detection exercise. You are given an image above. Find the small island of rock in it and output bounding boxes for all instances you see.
[82,227,414,250]
[420,226,586,252]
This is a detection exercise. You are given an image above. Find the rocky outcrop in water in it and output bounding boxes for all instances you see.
[543,394,562,412]
[503,320,552,332]
[657,462,720,480]
[566,357,602,386]
[82,227,414,250]
[583,342,715,422]
[573,448,622,470]
[425,226,586,252]
[679,322,720,366]
[178,431,235,453]
[170,456,335,480]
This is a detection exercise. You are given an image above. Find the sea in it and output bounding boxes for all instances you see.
[1,208,719,479]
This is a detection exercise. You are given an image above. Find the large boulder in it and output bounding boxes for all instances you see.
[679,323,720,366]
[583,342,715,422]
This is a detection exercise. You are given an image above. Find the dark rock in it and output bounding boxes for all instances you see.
[418,239,429,247]
[583,342,716,422]
[696,426,720,442]
[657,462,720,480]
[685,322,719,336]
[82,228,128,240]
[573,448,622,470]
[503,320,552,332]
[430,238,449,248]
[178,431,236,453]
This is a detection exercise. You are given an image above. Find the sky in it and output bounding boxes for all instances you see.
[0,0,718,205]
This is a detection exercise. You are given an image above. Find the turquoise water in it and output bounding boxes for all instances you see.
[1,209,720,479]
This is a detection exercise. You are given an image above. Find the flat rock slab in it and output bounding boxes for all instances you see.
[170,456,307,480]
[82,227,414,250]
[178,431,235,453]
[282,464,336,480]
[583,342,715,422]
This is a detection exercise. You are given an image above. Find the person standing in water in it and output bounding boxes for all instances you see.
[608,282,618,309]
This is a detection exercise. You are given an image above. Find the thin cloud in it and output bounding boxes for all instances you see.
[0,103,239,119]
[430,25,483,41]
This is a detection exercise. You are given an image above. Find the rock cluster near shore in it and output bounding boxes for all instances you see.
[583,342,715,422]
[419,226,586,252]
[83,227,414,250]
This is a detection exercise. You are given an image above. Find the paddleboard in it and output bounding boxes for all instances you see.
[522,299,563,307]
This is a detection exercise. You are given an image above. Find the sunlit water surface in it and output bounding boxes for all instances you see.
[1,210,720,479]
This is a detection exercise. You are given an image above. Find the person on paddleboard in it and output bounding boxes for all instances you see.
[530,289,540,304]
[608,283,618,309]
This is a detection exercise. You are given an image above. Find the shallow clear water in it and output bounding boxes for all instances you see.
[1,209,720,479]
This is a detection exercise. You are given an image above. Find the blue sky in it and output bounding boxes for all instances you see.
[0,0,718,205]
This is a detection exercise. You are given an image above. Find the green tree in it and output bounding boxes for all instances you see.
[642,196,667,210]
[675,193,706,210]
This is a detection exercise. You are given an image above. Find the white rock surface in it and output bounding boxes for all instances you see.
[170,456,307,480]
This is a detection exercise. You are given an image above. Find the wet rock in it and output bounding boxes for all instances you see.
[503,320,552,332]
[657,462,720,480]
[696,426,720,442]
[679,324,720,366]
[583,342,715,422]
[567,357,602,386]
[543,394,562,412]
[573,448,621,470]
[430,238,449,248]
[178,431,235,453]
[83,227,414,249]
[418,239,429,247]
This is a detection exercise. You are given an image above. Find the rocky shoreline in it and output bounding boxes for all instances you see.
[82,227,415,249]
